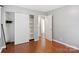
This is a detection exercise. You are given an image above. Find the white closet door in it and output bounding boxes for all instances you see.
[15,13,30,45]
[34,16,39,41]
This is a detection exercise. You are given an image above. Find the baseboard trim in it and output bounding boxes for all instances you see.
[46,38,52,41]
[0,46,6,53]
[53,39,79,50]
[15,40,29,45]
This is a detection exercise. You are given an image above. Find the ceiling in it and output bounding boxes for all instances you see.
[16,5,65,12]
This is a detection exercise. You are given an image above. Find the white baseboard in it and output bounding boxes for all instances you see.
[46,38,52,41]
[53,39,79,50]
[15,40,29,45]
[0,46,6,53]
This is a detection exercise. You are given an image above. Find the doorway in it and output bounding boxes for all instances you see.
[40,16,46,48]
[5,12,15,45]
[40,17,45,38]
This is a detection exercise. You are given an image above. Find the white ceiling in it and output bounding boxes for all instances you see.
[16,5,65,12]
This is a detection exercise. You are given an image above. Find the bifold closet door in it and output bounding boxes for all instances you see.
[15,13,30,45]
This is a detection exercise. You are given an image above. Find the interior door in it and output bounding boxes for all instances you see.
[45,15,52,41]
[15,13,30,45]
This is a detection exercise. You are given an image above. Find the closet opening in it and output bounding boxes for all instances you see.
[5,12,15,46]
[29,15,34,41]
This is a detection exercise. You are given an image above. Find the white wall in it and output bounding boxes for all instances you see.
[1,6,8,45]
[49,6,79,48]
[0,6,6,51]
[15,13,30,44]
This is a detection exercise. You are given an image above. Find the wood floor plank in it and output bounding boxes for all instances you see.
[2,38,79,53]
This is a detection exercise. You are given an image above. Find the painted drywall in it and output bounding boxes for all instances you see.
[15,13,30,44]
[0,6,5,50]
[49,6,79,48]
[1,6,8,44]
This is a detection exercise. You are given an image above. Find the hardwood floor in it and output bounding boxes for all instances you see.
[2,37,79,53]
